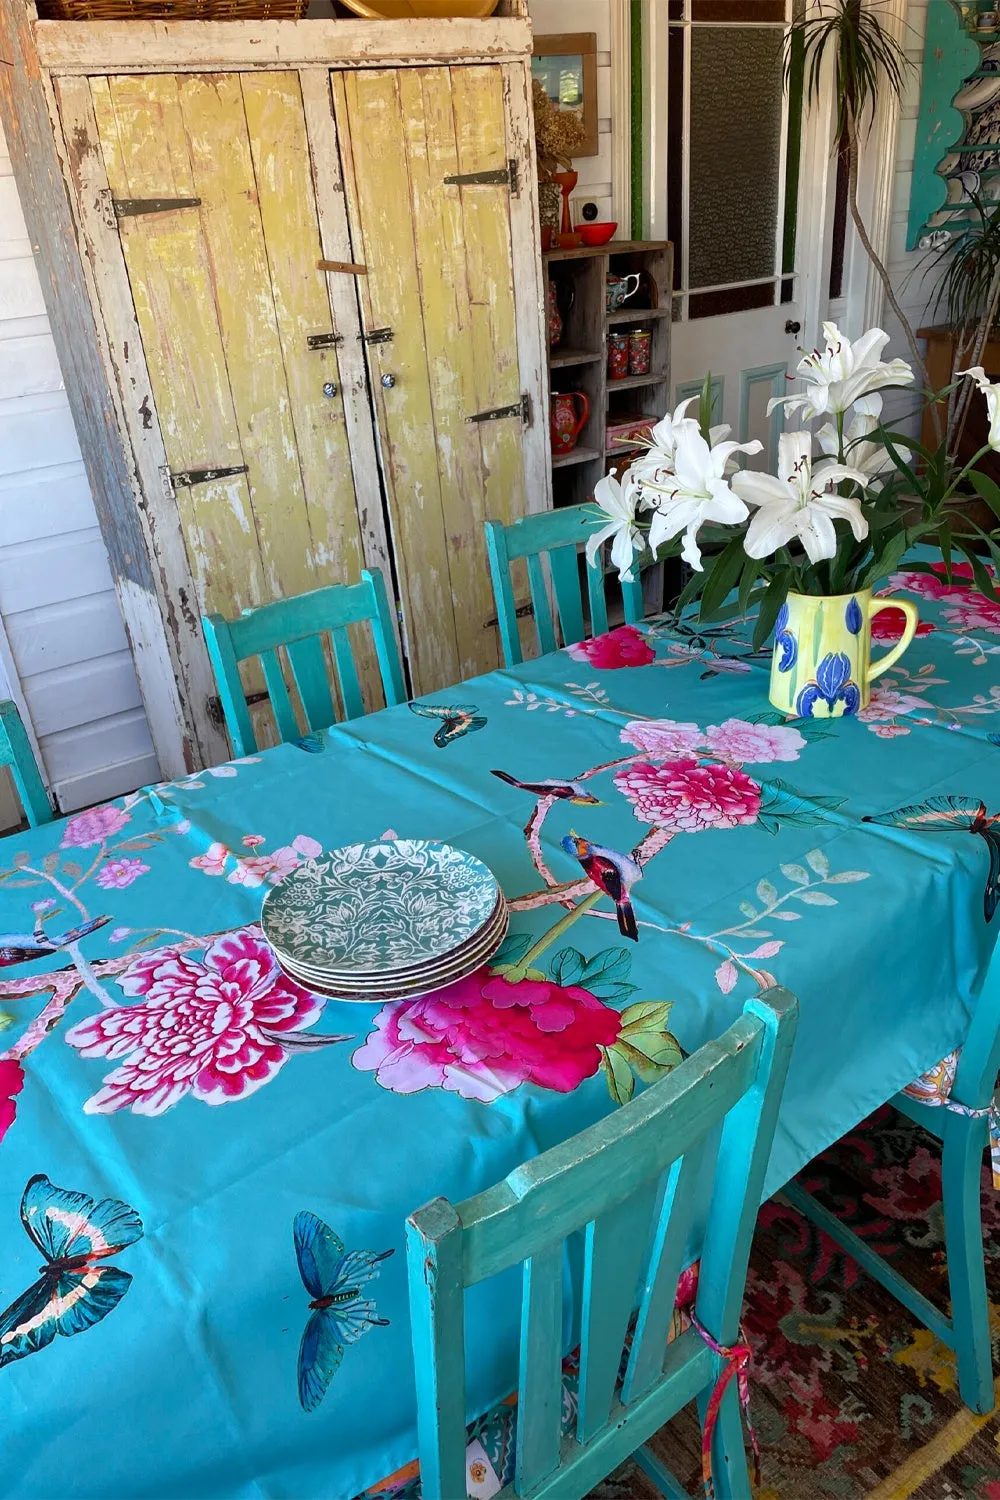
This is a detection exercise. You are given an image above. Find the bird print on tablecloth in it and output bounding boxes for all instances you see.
[864,795,1000,922]
[490,770,604,807]
[0,914,110,968]
[562,832,642,942]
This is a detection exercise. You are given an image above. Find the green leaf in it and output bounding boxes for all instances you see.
[618,1000,673,1032]
[805,848,830,877]
[616,1033,683,1079]
[780,863,810,885]
[758,780,845,829]
[970,469,1000,524]
[954,538,999,604]
[752,571,791,652]
[601,1045,635,1105]
[490,962,547,982]
[825,869,870,883]
[576,947,637,1001]
[493,932,533,966]
[797,889,837,906]
[699,535,748,623]
[756,879,778,906]
[739,901,758,920]
[549,947,586,987]
[699,371,715,440]
[738,556,762,618]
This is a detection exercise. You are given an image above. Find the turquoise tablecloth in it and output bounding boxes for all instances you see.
[4,557,1000,1499]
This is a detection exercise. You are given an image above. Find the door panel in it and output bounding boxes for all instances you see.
[334,65,528,693]
[89,71,378,737]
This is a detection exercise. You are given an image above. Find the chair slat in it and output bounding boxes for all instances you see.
[622,572,645,626]
[331,627,365,721]
[365,568,407,705]
[548,545,587,648]
[0,701,51,827]
[623,1143,708,1404]
[260,649,301,744]
[515,1242,564,1493]
[586,553,610,637]
[577,1178,661,1444]
[405,1200,468,1500]
[484,520,524,668]
[286,635,337,733]
[526,553,558,655]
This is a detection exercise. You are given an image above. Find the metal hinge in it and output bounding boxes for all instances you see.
[361,327,394,346]
[99,189,201,228]
[468,393,532,427]
[170,465,249,489]
[443,159,519,195]
[307,332,345,350]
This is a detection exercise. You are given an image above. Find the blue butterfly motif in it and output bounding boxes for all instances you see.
[294,1211,393,1412]
[845,596,864,636]
[773,602,797,672]
[988,733,1000,748]
[294,732,329,754]
[864,795,1000,922]
[408,701,487,749]
[0,1175,143,1370]
[795,652,861,718]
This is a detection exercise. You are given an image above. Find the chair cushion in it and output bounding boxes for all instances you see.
[902,1049,1000,1187]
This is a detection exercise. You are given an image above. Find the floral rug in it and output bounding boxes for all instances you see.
[593,1107,1000,1500]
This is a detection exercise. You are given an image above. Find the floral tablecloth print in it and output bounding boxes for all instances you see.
[3,553,1000,1500]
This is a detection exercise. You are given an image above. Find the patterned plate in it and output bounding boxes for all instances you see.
[276,896,508,986]
[275,904,509,1003]
[261,838,501,978]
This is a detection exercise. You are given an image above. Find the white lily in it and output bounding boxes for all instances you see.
[768,321,914,422]
[586,472,644,581]
[732,430,871,565]
[639,423,760,571]
[959,366,1000,450]
[815,396,906,489]
[631,398,733,479]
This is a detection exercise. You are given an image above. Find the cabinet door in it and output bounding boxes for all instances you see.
[333,65,542,693]
[81,71,387,740]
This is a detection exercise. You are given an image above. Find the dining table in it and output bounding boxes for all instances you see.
[4,551,1000,1500]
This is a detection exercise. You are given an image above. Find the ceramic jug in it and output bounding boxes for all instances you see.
[550,391,590,455]
[606,273,641,310]
[768,589,919,718]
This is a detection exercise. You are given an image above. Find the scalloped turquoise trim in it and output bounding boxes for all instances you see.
[907,0,981,252]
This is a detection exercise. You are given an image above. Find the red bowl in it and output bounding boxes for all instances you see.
[577,222,617,246]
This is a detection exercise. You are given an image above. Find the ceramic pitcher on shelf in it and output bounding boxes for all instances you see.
[550,391,590,456]
[606,273,641,310]
[768,589,919,718]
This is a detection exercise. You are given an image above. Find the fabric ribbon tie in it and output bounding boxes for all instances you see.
[689,1312,761,1500]
[903,1049,1000,1189]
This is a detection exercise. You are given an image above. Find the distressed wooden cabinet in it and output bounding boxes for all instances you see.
[1,1,548,767]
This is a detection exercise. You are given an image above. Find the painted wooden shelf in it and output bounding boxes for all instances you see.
[607,307,672,325]
[550,348,604,368]
[551,445,603,469]
[606,372,670,393]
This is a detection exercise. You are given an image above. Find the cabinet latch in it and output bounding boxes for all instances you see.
[361,328,394,346]
[100,189,201,228]
[468,393,532,427]
[443,160,518,195]
[307,332,345,350]
[170,465,249,489]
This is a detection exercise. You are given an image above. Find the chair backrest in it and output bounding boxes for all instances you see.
[406,988,798,1500]
[201,569,406,757]
[484,504,646,666]
[0,701,51,827]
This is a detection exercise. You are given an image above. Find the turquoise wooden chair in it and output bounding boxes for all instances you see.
[202,569,406,758]
[783,944,1000,1415]
[0,700,51,828]
[406,988,799,1500]
[484,504,646,667]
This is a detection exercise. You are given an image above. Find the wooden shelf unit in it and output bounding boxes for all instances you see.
[544,241,672,508]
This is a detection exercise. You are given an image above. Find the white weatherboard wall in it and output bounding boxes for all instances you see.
[0,123,159,813]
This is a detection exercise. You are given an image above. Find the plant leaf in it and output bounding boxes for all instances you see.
[601,1045,635,1105]
[798,889,837,906]
[745,940,784,959]
[805,848,830,877]
[715,958,738,994]
[550,947,586,987]
[752,571,792,652]
[824,869,870,883]
[780,863,810,885]
[619,1000,673,1031]
[756,879,778,906]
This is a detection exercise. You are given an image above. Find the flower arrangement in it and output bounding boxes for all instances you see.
[532,76,586,181]
[589,322,1000,648]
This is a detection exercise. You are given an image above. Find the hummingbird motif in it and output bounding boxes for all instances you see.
[561,832,642,941]
[491,769,603,807]
[865,795,1000,923]
[0,914,111,968]
[408,702,487,748]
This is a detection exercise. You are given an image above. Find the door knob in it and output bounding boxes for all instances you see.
[381,372,397,389]
[785,319,802,336]
[322,381,338,398]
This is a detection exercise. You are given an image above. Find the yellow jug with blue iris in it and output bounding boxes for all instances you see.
[768,589,919,718]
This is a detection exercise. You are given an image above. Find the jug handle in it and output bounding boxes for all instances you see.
[572,392,591,438]
[868,599,919,680]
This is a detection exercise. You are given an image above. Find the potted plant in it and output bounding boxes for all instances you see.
[532,78,586,248]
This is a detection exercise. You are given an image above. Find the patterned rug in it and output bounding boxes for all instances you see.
[592,1107,1000,1500]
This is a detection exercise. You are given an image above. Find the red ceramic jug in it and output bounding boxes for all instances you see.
[550,391,590,455]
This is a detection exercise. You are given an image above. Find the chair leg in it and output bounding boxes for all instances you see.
[632,1443,691,1500]
[942,1114,996,1414]
[696,1379,753,1500]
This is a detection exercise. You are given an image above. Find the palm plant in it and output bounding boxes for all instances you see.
[929,195,1000,449]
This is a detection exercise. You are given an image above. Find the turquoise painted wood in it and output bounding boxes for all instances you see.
[484,504,645,667]
[906,0,981,251]
[786,939,1000,1416]
[405,988,799,1500]
[0,700,51,828]
[202,569,406,757]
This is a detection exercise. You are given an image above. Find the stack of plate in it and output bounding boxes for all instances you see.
[261,837,508,1002]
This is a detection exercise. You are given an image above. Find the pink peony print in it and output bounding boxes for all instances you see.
[941,591,1000,636]
[857,687,926,724]
[228,834,324,888]
[352,967,623,1103]
[885,560,991,599]
[620,719,704,758]
[567,626,655,670]
[96,857,150,890]
[61,803,131,849]
[702,718,806,765]
[190,841,230,876]
[870,609,935,644]
[0,1058,23,1144]
[615,758,762,831]
[64,928,326,1115]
